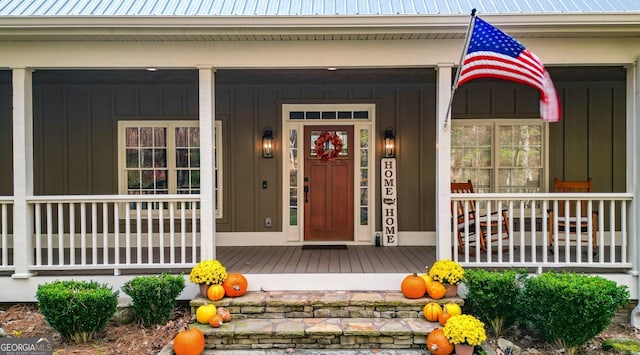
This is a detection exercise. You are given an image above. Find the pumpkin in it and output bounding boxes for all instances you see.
[195,304,217,324]
[217,307,232,322]
[400,273,427,299]
[438,312,452,326]
[207,284,225,301]
[208,314,224,328]
[443,302,462,316]
[423,302,443,322]
[222,273,248,297]
[426,281,446,300]
[426,328,454,355]
[173,328,205,355]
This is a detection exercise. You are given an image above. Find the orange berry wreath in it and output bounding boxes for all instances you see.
[314,131,344,161]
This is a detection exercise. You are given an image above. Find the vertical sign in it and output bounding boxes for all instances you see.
[381,158,398,246]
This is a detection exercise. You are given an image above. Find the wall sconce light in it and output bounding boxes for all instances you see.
[262,129,273,158]
[384,128,395,158]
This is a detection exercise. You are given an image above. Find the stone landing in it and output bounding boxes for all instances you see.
[163,290,464,352]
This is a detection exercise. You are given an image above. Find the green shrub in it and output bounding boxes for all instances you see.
[36,280,118,343]
[464,269,523,336]
[122,273,185,326]
[521,272,629,354]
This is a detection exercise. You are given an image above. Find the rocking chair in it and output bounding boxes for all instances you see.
[451,180,510,251]
[547,178,598,250]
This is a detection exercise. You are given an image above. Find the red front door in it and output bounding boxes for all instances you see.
[303,126,354,241]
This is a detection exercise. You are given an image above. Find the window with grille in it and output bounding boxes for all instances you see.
[451,119,544,194]
[118,121,222,218]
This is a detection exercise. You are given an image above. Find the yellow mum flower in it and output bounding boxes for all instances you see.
[428,259,465,285]
[443,314,487,346]
[189,259,227,285]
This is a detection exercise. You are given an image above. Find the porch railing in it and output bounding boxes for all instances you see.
[25,195,201,275]
[451,192,634,270]
[0,197,13,271]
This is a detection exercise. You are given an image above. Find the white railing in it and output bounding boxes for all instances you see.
[451,192,634,270]
[0,197,13,271]
[26,195,201,275]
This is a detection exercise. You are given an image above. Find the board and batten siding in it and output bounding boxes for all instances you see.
[0,71,12,196]
[452,71,627,194]
[0,68,627,235]
[217,78,438,233]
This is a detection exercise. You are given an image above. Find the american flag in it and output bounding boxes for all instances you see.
[457,16,561,122]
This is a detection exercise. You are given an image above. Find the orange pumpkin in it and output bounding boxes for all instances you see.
[426,281,446,300]
[222,273,248,297]
[400,273,427,299]
[217,307,232,322]
[173,328,205,355]
[426,328,454,355]
[438,312,452,326]
[207,284,225,301]
[208,314,224,328]
[423,302,443,322]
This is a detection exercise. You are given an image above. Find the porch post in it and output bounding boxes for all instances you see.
[629,60,639,277]
[630,58,640,328]
[11,67,35,278]
[198,67,216,260]
[435,64,454,260]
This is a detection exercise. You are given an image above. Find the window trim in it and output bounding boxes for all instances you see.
[451,118,548,193]
[117,120,223,219]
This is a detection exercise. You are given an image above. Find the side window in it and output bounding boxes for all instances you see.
[118,121,223,218]
[451,120,544,193]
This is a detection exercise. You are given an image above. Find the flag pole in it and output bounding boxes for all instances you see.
[443,9,477,129]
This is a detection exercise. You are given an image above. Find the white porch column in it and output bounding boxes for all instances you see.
[11,68,35,278]
[435,64,454,260]
[198,67,216,260]
[629,60,639,276]
[630,58,640,327]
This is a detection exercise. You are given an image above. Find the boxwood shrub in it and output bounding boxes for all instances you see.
[36,280,118,343]
[122,273,185,326]
[521,272,629,354]
[464,269,523,336]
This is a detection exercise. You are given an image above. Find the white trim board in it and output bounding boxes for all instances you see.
[215,232,434,246]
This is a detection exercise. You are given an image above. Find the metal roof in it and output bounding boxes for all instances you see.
[1,0,639,17]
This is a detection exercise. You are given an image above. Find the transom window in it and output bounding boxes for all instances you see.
[451,119,545,193]
[117,120,222,218]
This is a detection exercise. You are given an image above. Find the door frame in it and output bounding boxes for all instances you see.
[282,104,376,244]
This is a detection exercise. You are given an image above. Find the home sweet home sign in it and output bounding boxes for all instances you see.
[380,158,398,246]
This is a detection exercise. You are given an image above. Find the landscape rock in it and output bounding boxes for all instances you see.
[111,297,136,325]
[497,338,522,355]
[602,338,640,354]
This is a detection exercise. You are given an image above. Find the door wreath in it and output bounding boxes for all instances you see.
[314,131,344,161]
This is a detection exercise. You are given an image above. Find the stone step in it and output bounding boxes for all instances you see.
[190,290,463,320]
[194,317,439,351]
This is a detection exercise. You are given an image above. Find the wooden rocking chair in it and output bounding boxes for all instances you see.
[548,178,598,250]
[451,180,510,251]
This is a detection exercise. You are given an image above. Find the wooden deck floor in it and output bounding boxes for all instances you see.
[7,245,626,277]
[216,246,436,274]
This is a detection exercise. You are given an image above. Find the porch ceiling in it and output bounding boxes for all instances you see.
[18,67,624,86]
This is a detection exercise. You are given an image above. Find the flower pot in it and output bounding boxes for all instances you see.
[199,284,209,297]
[454,344,474,355]
[445,284,458,297]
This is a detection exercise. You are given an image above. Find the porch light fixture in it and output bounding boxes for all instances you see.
[384,128,395,158]
[262,129,273,158]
